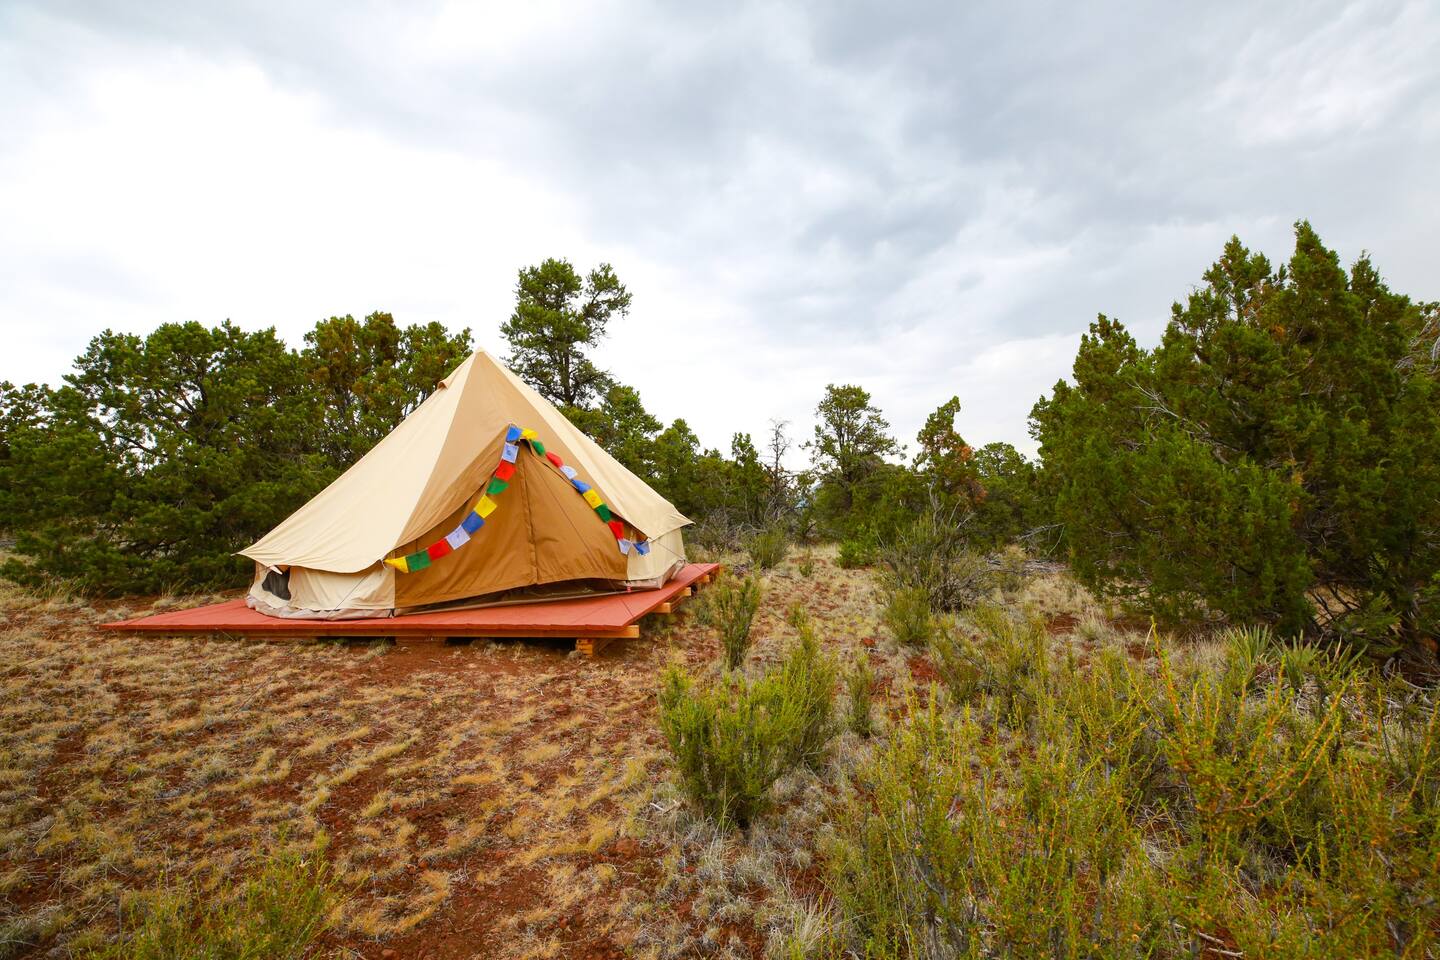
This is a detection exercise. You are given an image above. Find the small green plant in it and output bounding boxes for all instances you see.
[86,838,340,960]
[881,585,934,647]
[773,623,839,769]
[846,653,875,738]
[798,552,817,577]
[882,512,991,611]
[786,600,810,630]
[657,666,793,829]
[658,630,838,827]
[836,531,879,569]
[746,527,789,570]
[711,573,763,670]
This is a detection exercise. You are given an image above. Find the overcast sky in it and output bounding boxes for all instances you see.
[2,1,1437,460]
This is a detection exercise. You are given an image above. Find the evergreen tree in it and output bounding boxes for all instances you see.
[500,258,631,409]
[807,384,898,523]
[303,311,472,465]
[1033,223,1440,652]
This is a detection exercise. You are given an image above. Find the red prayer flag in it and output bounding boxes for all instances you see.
[608,519,625,540]
[494,460,516,481]
[427,539,453,561]
[545,451,564,469]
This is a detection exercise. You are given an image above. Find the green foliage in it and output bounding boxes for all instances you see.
[499,258,631,409]
[914,396,983,507]
[745,526,789,570]
[1032,223,1440,653]
[825,609,1440,958]
[881,585,934,647]
[881,512,990,611]
[807,384,898,524]
[301,311,471,465]
[772,622,839,770]
[845,653,875,738]
[657,632,838,828]
[970,441,1046,550]
[86,840,339,960]
[710,573,763,670]
[1,322,336,594]
[797,551,816,577]
[836,530,878,569]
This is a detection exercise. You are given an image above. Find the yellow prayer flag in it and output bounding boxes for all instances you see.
[384,557,410,574]
[583,488,603,508]
[520,428,538,440]
[476,496,497,518]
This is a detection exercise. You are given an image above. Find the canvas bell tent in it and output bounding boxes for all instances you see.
[242,349,691,619]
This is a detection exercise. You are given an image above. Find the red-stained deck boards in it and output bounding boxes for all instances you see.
[101,563,719,640]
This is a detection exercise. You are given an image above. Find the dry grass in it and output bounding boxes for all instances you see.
[0,544,1146,958]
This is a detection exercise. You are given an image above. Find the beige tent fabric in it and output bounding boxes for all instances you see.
[241,348,690,617]
[243,349,690,574]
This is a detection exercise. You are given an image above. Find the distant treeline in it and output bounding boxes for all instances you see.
[2,224,1436,654]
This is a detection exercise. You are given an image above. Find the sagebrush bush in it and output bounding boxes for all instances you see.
[797,552,816,577]
[880,585,934,647]
[823,606,1440,958]
[845,654,874,738]
[882,514,990,611]
[836,533,878,569]
[657,666,792,829]
[773,623,838,769]
[709,573,763,670]
[658,631,839,828]
[86,839,339,960]
[746,527,789,570]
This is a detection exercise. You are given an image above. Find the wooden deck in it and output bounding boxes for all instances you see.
[101,563,720,656]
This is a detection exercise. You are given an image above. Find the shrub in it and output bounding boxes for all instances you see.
[882,514,990,611]
[772,623,839,769]
[992,543,1029,593]
[745,527,789,570]
[880,585,934,647]
[1030,224,1440,654]
[824,622,1440,958]
[658,631,838,827]
[797,552,816,577]
[710,573,763,670]
[845,654,874,738]
[86,839,339,960]
[836,532,878,569]
[657,666,793,829]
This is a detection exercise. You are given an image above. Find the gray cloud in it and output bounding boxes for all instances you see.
[2,0,1437,457]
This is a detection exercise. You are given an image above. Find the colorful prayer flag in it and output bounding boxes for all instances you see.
[560,465,577,480]
[487,477,508,496]
[461,511,485,534]
[406,550,432,572]
[505,425,522,443]
[573,479,590,494]
[385,556,409,573]
[427,539,452,561]
[607,519,625,540]
[531,440,546,456]
[545,451,563,469]
[595,503,612,522]
[476,496,497,518]
[494,460,515,481]
[635,541,650,556]
[520,427,537,440]
[582,488,602,508]
[445,527,470,550]
[501,443,519,463]
[618,538,632,555]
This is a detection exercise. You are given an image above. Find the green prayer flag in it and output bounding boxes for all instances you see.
[487,477,509,496]
[531,440,547,456]
[406,550,431,571]
[595,503,612,522]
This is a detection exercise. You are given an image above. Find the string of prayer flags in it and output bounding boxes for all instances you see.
[384,422,656,572]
